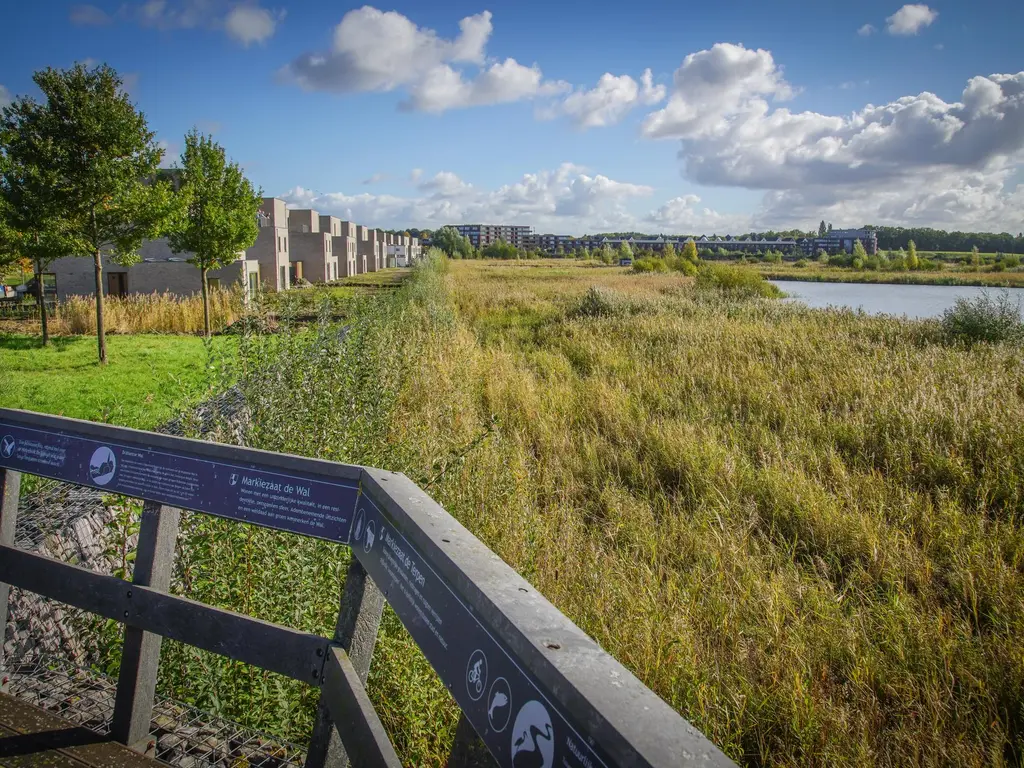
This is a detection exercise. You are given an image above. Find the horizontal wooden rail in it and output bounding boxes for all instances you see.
[0,546,331,684]
[0,407,737,768]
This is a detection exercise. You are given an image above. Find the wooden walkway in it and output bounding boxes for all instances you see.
[0,693,160,768]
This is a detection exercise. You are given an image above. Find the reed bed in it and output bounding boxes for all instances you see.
[133,258,1022,766]
[46,290,243,335]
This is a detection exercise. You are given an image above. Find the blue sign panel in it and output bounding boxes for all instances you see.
[0,419,358,544]
[351,493,610,768]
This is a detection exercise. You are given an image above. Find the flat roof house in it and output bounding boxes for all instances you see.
[287,208,338,283]
[321,215,358,278]
[356,225,380,273]
[250,198,292,291]
[48,239,259,301]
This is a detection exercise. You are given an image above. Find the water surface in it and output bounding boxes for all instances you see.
[771,280,1024,320]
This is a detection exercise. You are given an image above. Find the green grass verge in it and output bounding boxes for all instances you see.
[0,334,233,429]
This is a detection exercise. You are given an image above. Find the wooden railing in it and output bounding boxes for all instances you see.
[0,408,735,767]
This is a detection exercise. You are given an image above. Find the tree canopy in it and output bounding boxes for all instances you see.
[168,129,260,336]
[1,63,175,362]
[431,226,473,259]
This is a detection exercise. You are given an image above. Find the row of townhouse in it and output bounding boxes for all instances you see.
[522,231,875,256]
[46,197,423,301]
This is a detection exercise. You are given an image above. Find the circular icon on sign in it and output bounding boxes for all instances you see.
[363,520,376,553]
[465,649,488,701]
[1,435,15,459]
[486,677,512,732]
[510,700,554,768]
[88,446,117,486]
[352,508,366,544]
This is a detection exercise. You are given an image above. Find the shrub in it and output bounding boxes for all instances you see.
[794,258,809,268]
[632,257,667,273]
[571,286,626,318]
[941,291,1024,344]
[694,263,783,298]
[1002,254,1021,269]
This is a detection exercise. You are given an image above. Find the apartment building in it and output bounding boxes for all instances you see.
[356,226,381,273]
[250,197,292,290]
[453,224,532,248]
[286,209,339,283]
[320,215,357,278]
[801,228,878,255]
[47,240,260,301]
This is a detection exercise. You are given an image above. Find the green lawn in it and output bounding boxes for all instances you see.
[0,334,233,429]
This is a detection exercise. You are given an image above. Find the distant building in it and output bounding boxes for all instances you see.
[803,228,878,255]
[453,224,533,248]
[250,198,293,291]
[287,209,339,283]
[48,240,259,301]
[320,215,358,278]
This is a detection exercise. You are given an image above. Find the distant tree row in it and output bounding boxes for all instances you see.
[0,63,261,358]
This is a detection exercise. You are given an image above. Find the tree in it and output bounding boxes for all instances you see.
[827,222,833,233]
[907,239,919,270]
[971,245,981,270]
[432,226,472,259]
[2,64,175,363]
[852,239,867,261]
[662,242,677,260]
[0,125,76,346]
[681,240,699,262]
[618,241,633,261]
[818,220,827,238]
[167,130,260,337]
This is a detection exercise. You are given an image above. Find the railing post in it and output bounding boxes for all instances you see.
[111,500,181,752]
[305,558,385,768]
[0,468,21,693]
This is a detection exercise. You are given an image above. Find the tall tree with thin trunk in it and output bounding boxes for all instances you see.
[0,149,72,347]
[2,63,174,363]
[167,130,260,337]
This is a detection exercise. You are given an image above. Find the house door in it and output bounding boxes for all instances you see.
[107,272,127,297]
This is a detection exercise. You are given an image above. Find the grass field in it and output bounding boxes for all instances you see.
[8,257,1020,765]
[169,257,1020,765]
[0,334,232,428]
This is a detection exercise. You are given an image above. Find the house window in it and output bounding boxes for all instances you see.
[207,277,221,291]
[284,237,288,252]
[279,265,287,289]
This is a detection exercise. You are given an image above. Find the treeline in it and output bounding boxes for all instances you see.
[868,227,1024,254]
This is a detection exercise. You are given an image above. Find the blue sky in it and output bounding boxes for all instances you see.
[1,0,1023,234]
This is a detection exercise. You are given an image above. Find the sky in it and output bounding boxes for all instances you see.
[1,0,1023,235]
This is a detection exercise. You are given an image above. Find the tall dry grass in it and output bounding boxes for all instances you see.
[130,258,1023,766]
[50,290,243,335]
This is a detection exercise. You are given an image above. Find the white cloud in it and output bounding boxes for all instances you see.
[637,40,1024,232]
[409,168,423,183]
[361,173,389,185]
[0,85,11,109]
[69,4,112,25]
[538,68,665,129]
[857,23,876,36]
[225,4,281,46]
[282,7,566,113]
[80,1,282,43]
[886,4,938,35]
[641,43,794,140]
[279,163,653,233]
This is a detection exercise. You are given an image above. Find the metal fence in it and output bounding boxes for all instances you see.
[0,408,734,767]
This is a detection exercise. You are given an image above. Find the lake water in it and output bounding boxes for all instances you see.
[771,280,1024,320]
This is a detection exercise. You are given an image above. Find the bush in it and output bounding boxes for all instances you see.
[694,263,783,298]
[571,286,626,318]
[794,258,809,268]
[632,257,667,273]
[1003,254,1021,269]
[941,291,1024,344]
